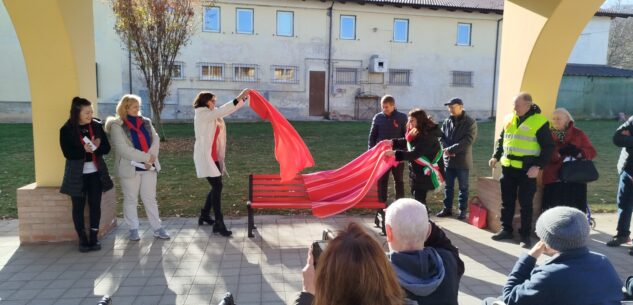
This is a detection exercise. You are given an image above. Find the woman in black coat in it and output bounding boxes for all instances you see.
[386,108,444,204]
[59,97,113,252]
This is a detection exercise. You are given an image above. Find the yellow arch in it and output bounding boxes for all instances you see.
[4,0,97,186]
[495,0,605,137]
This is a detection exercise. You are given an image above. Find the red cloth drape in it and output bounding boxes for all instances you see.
[303,141,398,218]
[248,90,315,181]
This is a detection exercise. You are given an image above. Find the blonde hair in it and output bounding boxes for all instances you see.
[553,107,574,123]
[116,94,142,121]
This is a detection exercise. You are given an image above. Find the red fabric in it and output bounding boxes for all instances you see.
[211,124,221,161]
[125,118,150,152]
[248,90,315,182]
[303,141,398,218]
[542,122,597,184]
[405,128,415,142]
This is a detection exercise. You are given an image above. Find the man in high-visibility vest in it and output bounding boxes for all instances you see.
[488,93,554,248]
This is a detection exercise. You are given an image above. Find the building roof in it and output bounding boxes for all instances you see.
[339,0,633,17]
[564,64,633,77]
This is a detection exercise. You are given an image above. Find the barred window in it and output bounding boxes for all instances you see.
[171,62,184,80]
[272,65,298,83]
[451,71,473,87]
[233,64,258,82]
[389,69,411,86]
[199,63,224,81]
[335,67,358,84]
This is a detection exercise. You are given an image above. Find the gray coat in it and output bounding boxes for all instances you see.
[440,112,477,169]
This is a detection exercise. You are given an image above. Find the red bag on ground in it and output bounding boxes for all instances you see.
[468,196,488,229]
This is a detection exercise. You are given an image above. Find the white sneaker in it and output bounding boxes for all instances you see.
[128,229,140,241]
[153,228,170,239]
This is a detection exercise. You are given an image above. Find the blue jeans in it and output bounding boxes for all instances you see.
[443,168,469,211]
[616,171,633,237]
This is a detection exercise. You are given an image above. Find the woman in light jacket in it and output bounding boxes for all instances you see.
[105,94,169,241]
[193,89,249,237]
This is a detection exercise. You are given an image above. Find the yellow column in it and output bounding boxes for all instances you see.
[495,0,605,139]
[4,0,97,186]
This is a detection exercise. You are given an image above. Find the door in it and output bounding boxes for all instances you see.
[309,71,326,116]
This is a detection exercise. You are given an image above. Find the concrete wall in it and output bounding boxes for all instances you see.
[0,0,617,122]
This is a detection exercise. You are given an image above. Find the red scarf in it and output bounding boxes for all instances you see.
[125,117,150,152]
[211,123,221,161]
[79,123,98,169]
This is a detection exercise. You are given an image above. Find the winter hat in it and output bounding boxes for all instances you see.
[535,206,589,252]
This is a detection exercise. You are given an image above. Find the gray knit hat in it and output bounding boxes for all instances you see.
[535,206,589,251]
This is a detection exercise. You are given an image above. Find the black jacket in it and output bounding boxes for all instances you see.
[59,119,113,197]
[440,111,477,169]
[368,110,408,149]
[615,116,633,175]
[394,125,444,191]
[493,104,554,169]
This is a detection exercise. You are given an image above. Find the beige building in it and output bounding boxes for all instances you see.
[0,0,627,122]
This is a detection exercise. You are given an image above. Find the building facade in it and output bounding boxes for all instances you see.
[0,0,624,122]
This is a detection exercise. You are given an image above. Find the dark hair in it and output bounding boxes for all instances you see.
[68,96,92,126]
[193,91,215,108]
[409,108,437,135]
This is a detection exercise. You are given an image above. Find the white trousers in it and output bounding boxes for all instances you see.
[120,171,162,230]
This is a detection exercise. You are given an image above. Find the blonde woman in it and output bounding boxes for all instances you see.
[105,94,169,240]
[193,89,249,237]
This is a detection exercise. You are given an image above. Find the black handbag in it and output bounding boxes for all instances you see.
[560,159,599,183]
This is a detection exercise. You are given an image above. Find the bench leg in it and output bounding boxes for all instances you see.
[247,202,255,238]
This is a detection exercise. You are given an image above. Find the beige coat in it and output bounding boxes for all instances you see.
[193,99,244,178]
[105,117,161,178]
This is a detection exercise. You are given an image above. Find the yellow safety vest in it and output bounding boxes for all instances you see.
[500,112,549,169]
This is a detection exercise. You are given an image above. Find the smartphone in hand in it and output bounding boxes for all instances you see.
[311,240,328,267]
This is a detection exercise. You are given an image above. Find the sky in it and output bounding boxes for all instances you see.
[602,0,633,8]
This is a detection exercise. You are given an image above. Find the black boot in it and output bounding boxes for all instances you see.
[77,231,91,253]
[89,229,101,251]
[198,209,215,226]
[213,217,232,237]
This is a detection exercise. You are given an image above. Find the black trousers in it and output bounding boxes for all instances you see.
[412,189,428,204]
[500,166,536,237]
[377,162,405,203]
[203,162,224,221]
[71,172,102,234]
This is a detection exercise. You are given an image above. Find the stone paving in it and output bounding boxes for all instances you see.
[0,213,632,305]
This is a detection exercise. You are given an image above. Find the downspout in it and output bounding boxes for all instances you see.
[490,17,502,119]
[326,1,334,117]
[128,37,133,93]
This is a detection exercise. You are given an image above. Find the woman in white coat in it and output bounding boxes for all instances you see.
[105,94,170,241]
[193,89,249,237]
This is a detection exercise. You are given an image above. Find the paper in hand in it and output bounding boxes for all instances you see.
[131,161,156,171]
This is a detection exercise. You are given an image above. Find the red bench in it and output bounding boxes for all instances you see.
[246,174,386,238]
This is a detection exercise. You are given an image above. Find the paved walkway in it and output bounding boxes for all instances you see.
[0,213,631,305]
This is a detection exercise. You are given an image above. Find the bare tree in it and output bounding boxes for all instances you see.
[607,1,633,69]
[110,0,197,140]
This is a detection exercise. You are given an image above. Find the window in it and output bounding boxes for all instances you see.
[199,63,224,81]
[171,62,184,79]
[451,71,473,87]
[340,15,356,40]
[389,69,411,86]
[272,65,298,83]
[236,8,254,34]
[276,11,294,36]
[233,64,257,82]
[335,67,358,84]
[203,7,220,32]
[457,23,471,46]
[393,19,408,43]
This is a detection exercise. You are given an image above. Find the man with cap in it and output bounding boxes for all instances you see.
[438,98,477,220]
[482,206,622,305]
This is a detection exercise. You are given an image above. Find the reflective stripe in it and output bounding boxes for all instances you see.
[504,134,537,142]
[502,146,541,155]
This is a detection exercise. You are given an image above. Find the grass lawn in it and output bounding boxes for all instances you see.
[0,120,623,219]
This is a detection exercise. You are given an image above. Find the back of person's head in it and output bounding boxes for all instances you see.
[382,95,395,105]
[193,91,215,108]
[314,222,403,305]
[68,96,92,125]
[536,206,589,252]
[115,94,142,121]
[385,198,430,251]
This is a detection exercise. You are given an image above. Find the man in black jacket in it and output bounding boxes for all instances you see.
[606,116,633,252]
[438,98,477,220]
[385,198,465,305]
[368,95,408,233]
